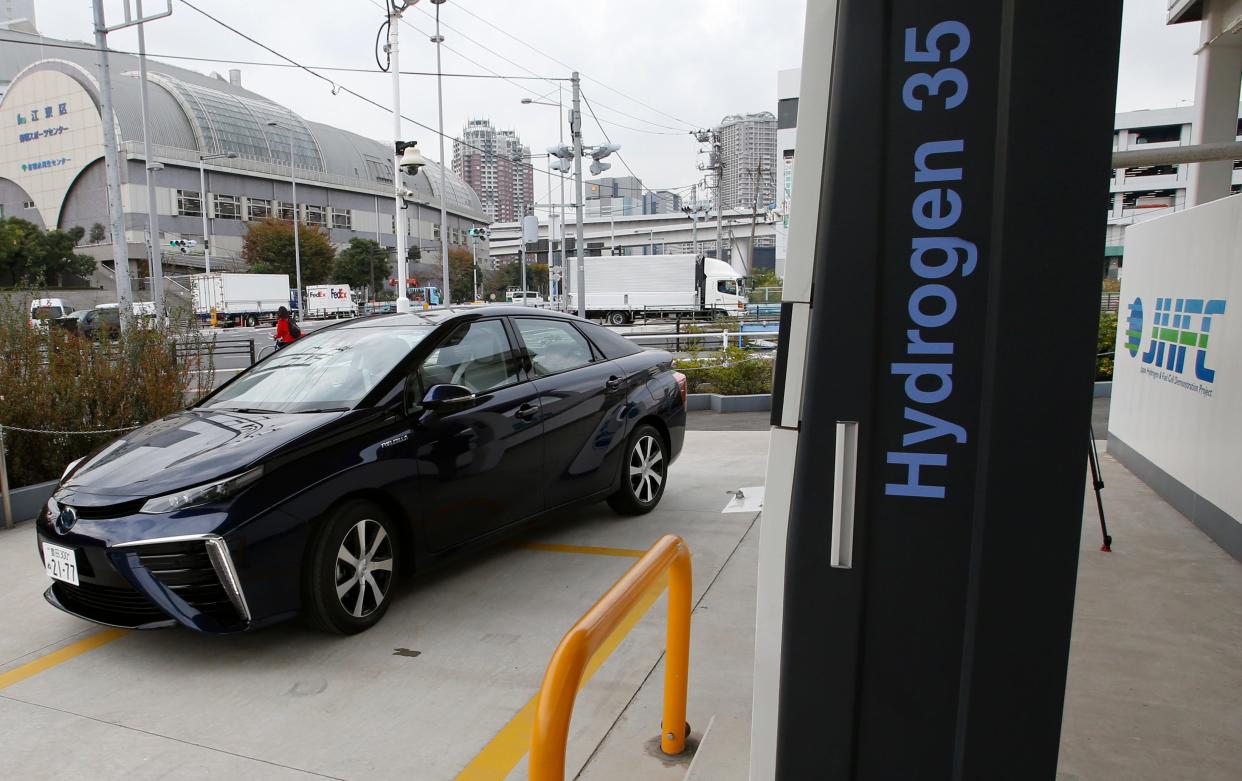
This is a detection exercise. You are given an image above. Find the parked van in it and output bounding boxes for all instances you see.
[29,297,72,329]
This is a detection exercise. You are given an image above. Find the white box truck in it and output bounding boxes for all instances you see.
[567,254,746,325]
[191,272,291,327]
[305,284,357,319]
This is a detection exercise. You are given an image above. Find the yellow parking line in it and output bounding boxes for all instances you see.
[0,629,127,691]
[518,542,646,558]
[454,572,669,781]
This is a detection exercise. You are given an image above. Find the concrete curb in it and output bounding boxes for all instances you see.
[5,479,56,527]
[687,393,772,413]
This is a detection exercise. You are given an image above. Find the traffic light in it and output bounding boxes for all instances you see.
[168,239,197,254]
[547,144,574,174]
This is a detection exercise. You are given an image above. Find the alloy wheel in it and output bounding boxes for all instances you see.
[334,519,394,618]
[628,434,665,504]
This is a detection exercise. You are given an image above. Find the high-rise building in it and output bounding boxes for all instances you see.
[643,189,683,214]
[452,119,533,223]
[717,112,777,211]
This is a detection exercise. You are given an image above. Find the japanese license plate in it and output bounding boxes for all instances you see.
[43,542,79,586]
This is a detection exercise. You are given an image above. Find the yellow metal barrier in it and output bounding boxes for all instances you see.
[529,534,692,781]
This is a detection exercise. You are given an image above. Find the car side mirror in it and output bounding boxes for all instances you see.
[421,383,477,412]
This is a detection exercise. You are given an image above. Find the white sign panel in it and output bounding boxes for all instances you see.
[1110,194,1241,533]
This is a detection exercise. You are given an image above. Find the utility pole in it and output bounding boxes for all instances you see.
[714,133,724,267]
[93,0,168,327]
[387,1,413,313]
[432,0,450,306]
[748,162,767,277]
[470,229,479,301]
[134,0,164,315]
[571,71,586,318]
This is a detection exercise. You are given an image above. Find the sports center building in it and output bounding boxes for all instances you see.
[0,24,488,285]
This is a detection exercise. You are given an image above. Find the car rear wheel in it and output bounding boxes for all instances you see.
[608,423,667,515]
[303,500,399,634]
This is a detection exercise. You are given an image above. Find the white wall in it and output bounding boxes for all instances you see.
[1109,194,1242,556]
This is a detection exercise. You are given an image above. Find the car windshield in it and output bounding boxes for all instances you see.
[201,325,433,413]
[32,306,63,319]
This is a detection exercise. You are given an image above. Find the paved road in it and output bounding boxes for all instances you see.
[0,431,767,781]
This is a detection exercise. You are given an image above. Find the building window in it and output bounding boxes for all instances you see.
[213,194,240,220]
[433,223,441,240]
[276,201,296,221]
[304,205,325,227]
[177,190,202,217]
[777,97,798,130]
[247,198,271,221]
[331,208,352,230]
[22,199,35,209]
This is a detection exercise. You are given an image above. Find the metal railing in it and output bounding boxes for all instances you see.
[175,338,255,365]
[529,534,693,780]
[625,330,780,350]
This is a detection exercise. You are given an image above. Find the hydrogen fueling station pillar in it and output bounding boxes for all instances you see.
[752,2,1124,779]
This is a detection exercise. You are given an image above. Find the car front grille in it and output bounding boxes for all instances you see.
[52,580,168,627]
[134,541,241,626]
[66,500,146,520]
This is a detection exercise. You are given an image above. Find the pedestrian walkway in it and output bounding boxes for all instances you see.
[574,447,1242,780]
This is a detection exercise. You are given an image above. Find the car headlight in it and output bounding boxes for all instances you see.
[139,466,264,514]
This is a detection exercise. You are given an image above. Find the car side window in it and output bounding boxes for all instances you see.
[84,311,96,324]
[416,320,519,396]
[514,318,595,377]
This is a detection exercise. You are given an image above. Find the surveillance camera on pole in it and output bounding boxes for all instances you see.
[397,141,428,173]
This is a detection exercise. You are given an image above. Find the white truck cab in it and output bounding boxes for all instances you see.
[702,257,747,315]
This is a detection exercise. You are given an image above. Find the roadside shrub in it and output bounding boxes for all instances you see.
[675,346,773,395]
[1097,312,1117,381]
[0,293,213,487]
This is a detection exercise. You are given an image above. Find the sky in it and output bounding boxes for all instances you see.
[30,0,1203,206]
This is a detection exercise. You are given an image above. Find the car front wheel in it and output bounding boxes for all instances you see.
[303,500,399,634]
[608,423,667,515]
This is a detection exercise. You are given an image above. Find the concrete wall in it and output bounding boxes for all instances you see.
[1108,194,1242,560]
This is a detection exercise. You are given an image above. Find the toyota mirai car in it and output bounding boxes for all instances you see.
[36,307,687,635]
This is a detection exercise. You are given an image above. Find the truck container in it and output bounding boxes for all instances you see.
[305,284,357,319]
[566,254,746,325]
[191,272,291,327]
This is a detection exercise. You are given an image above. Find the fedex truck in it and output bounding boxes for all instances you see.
[305,284,357,319]
[566,254,746,325]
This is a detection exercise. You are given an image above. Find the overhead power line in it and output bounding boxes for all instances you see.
[580,88,689,206]
[1,35,565,80]
[449,0,703,131]
[177,0,567,184]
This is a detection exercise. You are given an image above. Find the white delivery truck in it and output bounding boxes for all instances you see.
[305,284,357,319]
[191,272,291,327]
[567,254,746,325]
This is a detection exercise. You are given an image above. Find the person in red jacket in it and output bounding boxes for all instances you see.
[274,306,300,349]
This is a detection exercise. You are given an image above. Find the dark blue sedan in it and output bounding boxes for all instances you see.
[36,308,687,634]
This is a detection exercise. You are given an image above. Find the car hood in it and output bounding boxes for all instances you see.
[60,408,347,500]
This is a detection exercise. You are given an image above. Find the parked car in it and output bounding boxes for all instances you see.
[36,307,687,635]
[52,309,91,333]
[29,297,72,329]
[77,305,121,340]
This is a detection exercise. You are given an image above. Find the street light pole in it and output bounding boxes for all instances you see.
[432,0,450,306]
[571,71,586,318]
[266,121,302,314]
[388,2,412,313]
[135,0,164,314]
[198,152,236,275]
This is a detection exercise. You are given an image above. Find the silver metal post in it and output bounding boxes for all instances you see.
[92,0,134,327]
[571,72,586,318]
[520,241,527,306]
[289,131,302,314]
[558,85,567,311]
[433,0,450,306]
[199,158,210,273]
[0,426,12,530]
[471,233,479,301]
[135,0,163,313]
[715,131,724,267]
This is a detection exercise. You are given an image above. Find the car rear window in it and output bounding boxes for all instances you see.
[514,318,596,376]
[577,321,642,359]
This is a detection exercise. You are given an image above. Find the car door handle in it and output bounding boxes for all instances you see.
[605,376,623,392]
[515,403,539,420]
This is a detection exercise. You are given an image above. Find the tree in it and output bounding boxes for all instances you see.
[448,247,476,303]
[241,218,335,287]
[88,222,106,244]
[0,218,96,286]
[333,238,390,294]
[479,259,549,302]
